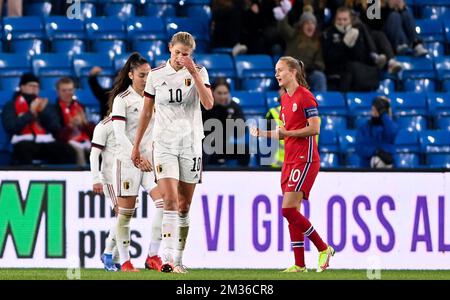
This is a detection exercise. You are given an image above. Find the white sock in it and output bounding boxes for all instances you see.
[174,213,190,266]
[161,210,178,264]
[116,207,134,265]
[104,222,116,255]
[112,246,120,264]
[148,199,163,257]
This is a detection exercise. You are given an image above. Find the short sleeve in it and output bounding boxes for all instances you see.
[200,67,210,87]
[91,123,106,149]
[111,96,126,120]
[144,72,155,98]
[303,90,319,119]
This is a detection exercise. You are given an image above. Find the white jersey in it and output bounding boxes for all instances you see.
[91,116,117,184]
[144,60,210,151]
[112,85,153,161]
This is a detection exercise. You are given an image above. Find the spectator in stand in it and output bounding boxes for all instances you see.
[383,0,428,56]
[1,73,76,165]
[356,96,398,168]
[55,77,94,166]
[211,0,248,56]
[0,0,22,17]
[322,6,380,91]
[274,3,327,91]
[88,66,111,119]
[202,78,250,166]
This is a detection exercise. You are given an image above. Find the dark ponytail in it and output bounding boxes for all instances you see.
[107,52,148,115]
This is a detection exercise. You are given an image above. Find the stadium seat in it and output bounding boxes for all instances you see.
[421,5,450,20]
[104,3,136,21]
[144,0,179,3]
[345,153,362,168]
[338,130,356,153]
[396,56,435,80]
[186,5,212,23]
[86,17,126,40]
[403,78,435,93]
[396,115,427,131]
[195,54,236,81]
[427,154,450,168]
[74,89,98,107]
[427,93,450,117]
[0,90,14,106]
[2,17,44,40]
[445,20,450,42]
[320,115,347,131]
[390,92,427,116]
[24,1,52,17]
[132,40,166,65]
[377,78,395,94]
[346,92,384,117]
[126,17,166,41]
[166,18,210,52]
[32,54,74,77]
[318,130,338,153]
[231,91,266,117]
[9,39,44,56]
[320,152,339,168]
[77,2,97,20]
[0,76,21,91]
[314,92,346,116]
[45,17,85,40]
[114,53,140,72]
[92,40,126,59]
[235,55,275,91]
[265,91,280,109]
[394,153,420,168]
[0,54,31,76]
[444,80,450,92]
[420,130,450,153]
[394,129,420,153]
[73,54,114,77]
[52,40,85,57]
[435,56,450,81]
[415,19,444,42]
[143,4,176,18]
[435,117,450,130]
[39,89,57,102]
[424,42,444,58]
[153,54,169,67]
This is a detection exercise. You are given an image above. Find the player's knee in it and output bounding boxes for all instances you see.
[281,207,297,222]
[178,200,190,215]
[164,199,178,211]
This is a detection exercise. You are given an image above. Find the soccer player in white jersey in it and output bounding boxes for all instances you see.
[132,32,214,273]
[109,52,165,272]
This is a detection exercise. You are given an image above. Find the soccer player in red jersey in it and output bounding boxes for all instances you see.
[251,56,334,272]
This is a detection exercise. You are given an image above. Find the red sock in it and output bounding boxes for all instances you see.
[282,207,327,253]
[289,224,305,267]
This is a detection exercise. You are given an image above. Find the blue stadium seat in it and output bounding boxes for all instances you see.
[435,56,450,81]
[396,115,427,131]
[427,93,450,117]
[394,129,420,153]
[235,55,275,91]
[166,18,210,52]
[195,54,236,80]
[92,40,126,59]
[320,152,339,168]
[132,40,166,65]
[104,3,136,21]
[153,54,169,67]
[436,117,450,130]
[126,17,166,41]
[86,17,126,40]
[396,56,435,80]
[73,54,114,77]
[424,42,444,58]
[39,89,57,102]
[2,17,44,40]
[231,91,266,117]
[0,76,20,91]
[394,153,420,168]
[0,54,31,76]
[45,17,85,40]
[318,129,338,153]
[241,78,276,92]
[403,78,436,93]
[420,130,450,154]
[445,20,450,41]
[113,53,146,72]
[74,89,98,107]
[9,39,44,56]
[265,91,280,109]
[32,54,73,77]
[186,5,212,23]
[314,92,346,115]
[422,5,450,20]
[377,78,395,94]
[415,19,444,42]
[39,77,63,91]
[444,80,450,92]
[0,90,14,106]
[24,2,52,17]
[321,115,347,131]
[345,153,361,168]
[77,2,97,20]
[52,40,85,57]
[338,130,356,153]
[144,0,179,3]
[390,92,427,115]
[143,4,176,18]
[427,154,450,168]
[346,92,383,117]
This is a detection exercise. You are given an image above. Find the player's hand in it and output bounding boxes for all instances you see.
[278,125,288,138]
[93,183,103,194]
[250,127,260,137]
[178,56,196,75]
[89,66,103,76]
[131,146,141,168]
[138,157,153,172]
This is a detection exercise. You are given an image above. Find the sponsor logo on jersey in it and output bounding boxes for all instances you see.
[185,78,191,86]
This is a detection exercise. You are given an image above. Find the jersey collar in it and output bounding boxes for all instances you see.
[128,85,143,98]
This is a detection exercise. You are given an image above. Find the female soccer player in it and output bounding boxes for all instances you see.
[110,52,165,272]
[251,56,334,272]
[132,32,214,273]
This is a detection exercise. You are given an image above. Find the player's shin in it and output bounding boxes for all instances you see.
[116,207,135,264]
[174,213,190,266]
[161,210,178,265]
[148,199,164,256]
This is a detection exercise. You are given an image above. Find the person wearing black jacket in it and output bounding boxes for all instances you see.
[88,66,111,119]
[1,73,76,165]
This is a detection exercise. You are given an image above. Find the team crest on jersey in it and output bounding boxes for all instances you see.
[185,78,191,86]
[156,164,163,173]
[292,103,298,112]
[123,181,130,190]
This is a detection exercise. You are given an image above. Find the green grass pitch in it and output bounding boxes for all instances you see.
[1,269,450,280]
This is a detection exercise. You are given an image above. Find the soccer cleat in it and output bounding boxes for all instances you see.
[317,245,335,273]
[173,265,189,274]
[115,263,121,271]
[281,265,308,273]
[101,253,118,272]
[145,255,163,271]
[121,260,140,272]
[160,262,174,273]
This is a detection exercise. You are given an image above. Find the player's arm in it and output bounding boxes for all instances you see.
[132,95,154,171]
[182,57,214,110]
[280,116,320,138]
[90,125,105,194]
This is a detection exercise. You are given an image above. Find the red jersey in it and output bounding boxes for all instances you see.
[280,86,320,164]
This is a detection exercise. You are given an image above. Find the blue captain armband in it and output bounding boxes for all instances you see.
[304,107,319,118]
